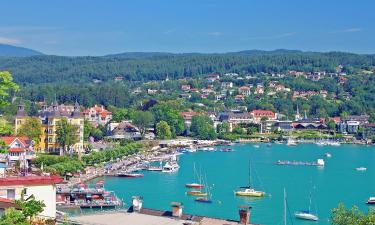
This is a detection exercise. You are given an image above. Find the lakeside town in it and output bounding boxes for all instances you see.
[0,66,373,224]
[1,1,375,224]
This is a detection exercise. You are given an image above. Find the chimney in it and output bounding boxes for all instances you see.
[171,202,183,218]
[238,205,252,225]
[132,196,143,212]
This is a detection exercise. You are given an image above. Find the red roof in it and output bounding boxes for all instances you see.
[1,136,30,147]
[0,176,63,186]
[0,198,13,203]
[8,148,25,153]
[251,110,276,117]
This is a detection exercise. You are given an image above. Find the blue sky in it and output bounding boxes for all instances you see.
[1,0,374,56]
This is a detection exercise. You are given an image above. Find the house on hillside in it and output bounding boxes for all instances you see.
[0,136,35,163]
[107,121,142,140]
[250,110,277,123]
[83,105,112,127]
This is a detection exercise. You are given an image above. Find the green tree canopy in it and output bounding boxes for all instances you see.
[17,117,41,144]
[133,111,154,137]
[0,118,14,136]
[56,118,79,156]
[331,203,375,225]
[190,115,217,140]
[0,71,19,108]
[156,121,172,140]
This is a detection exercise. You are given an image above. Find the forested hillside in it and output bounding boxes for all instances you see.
[0,50,374,84]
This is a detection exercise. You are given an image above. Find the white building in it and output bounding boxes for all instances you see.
[0,176,62,218]
[83,105,113,127]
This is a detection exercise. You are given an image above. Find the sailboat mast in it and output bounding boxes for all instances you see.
[249,160,252,187]
[284,188,287,225]
[309,190,312,212]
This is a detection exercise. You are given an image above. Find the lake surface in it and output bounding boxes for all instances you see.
[89,143,375,225]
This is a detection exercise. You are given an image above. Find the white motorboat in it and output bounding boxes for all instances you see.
[253,145,260,148]
[162,161,180,173]
[295,211,319,221]
[317,159,325,166]
[356,167,367,171]
[325,153,332,158]
[287,139,297,146]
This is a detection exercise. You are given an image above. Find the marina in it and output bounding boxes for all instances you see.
[83,143,375,225]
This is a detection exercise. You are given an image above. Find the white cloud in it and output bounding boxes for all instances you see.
[0,36,21,45]
[244,32,296,40]
[332,28,362,33]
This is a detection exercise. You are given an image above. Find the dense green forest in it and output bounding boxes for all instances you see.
[0,50,374,84]
[0,50,375,118]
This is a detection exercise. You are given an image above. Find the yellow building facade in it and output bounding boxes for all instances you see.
[15,101,84,153]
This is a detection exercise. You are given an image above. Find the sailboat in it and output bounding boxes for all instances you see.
[185,163,204,189]
[294,188,319,221]
[186,164,207,196]
[195,175,213,203]
[235,160,265,197]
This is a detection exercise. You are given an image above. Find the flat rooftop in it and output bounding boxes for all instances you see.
[71,211,194,225]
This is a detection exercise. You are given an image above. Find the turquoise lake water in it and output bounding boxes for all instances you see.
[89,143,375,225]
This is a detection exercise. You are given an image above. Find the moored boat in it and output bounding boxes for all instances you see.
[356,167,367,171]
[366,197,375,204]
[195,197,212,203]
[235,188,265,197]
[325,152,332,158]
[235,160,266,197]
[187,190,208,196]
[162,161,180,173]
[185,183,204,189]
[295,211,319,221]
[116,171,144,178]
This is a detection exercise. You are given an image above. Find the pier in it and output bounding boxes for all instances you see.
[275,159,325,166]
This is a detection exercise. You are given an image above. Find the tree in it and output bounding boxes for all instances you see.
[151,104,185,137]
[331,203,375,225]
[369,112,375,123]
[233,126,245,135]
[133,111,154,137]
[56,118,79,156]
[217,121,230,137]
[15,192,45,221]
[190,115,217,140]
[326,120,336,133]
[156,121,172,139]
[17,117,41,145]
[0,190,45,225]
[0,71,19,108]
[0,118,14,136]
[0,208,28,225]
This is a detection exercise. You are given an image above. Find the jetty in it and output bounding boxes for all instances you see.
[275,159,325,166]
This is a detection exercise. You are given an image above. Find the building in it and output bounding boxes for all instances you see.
[0,136,35,162]
[180,111,199,128]
[181,85,191,91]
[250,110,277,123]
[221,82,233,89]
[83,105,113,127]
[107,121,142,140]
[15,100,84,153]
[0,175,62,218]
[206,74,220,83]
[219,111,253,131]
[238,86,251,96]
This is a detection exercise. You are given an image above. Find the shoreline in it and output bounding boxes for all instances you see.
[69,138,372,185]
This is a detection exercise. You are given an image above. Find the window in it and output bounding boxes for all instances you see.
[6,189,15,199]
